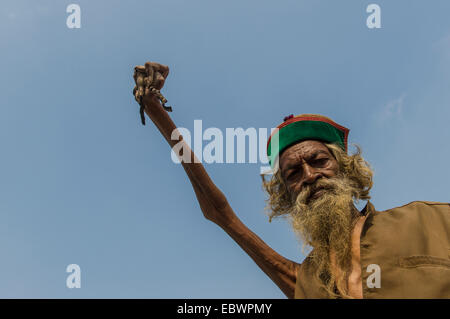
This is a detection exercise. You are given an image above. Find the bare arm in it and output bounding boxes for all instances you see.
[134,62,300,298]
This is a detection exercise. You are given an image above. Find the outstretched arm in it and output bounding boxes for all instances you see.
[133,62,300,298]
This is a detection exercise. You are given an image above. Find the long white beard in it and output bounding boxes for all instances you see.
[288,175,360,296]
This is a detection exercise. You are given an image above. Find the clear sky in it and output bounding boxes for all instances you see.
[1,0,449,298]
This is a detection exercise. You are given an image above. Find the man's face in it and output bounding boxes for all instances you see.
[279,140,339,201]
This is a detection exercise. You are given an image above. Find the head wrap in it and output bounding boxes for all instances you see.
[266,114,349,173]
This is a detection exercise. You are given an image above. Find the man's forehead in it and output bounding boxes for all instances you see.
[280,140,330,162]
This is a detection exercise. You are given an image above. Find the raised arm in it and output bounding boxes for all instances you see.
[133,62,300,298]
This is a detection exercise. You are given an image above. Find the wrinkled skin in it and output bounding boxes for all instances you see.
[279,140,340,201]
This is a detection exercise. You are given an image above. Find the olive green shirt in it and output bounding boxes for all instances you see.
[295,201,450,298]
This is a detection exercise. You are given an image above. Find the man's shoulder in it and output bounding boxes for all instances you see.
[380,200,449,213]
[365,200,450,251]
[373,200,449,222]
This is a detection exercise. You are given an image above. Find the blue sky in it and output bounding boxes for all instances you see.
[1,0,449,298]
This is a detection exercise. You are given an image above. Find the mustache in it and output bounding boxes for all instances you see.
[297,177,341,205]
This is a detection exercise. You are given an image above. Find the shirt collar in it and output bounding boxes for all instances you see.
[360,200,375,217]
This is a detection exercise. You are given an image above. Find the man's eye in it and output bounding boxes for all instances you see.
[287,170,299,180]
[313,158,328,165]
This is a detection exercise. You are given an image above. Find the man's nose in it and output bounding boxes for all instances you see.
[302,164,321,185]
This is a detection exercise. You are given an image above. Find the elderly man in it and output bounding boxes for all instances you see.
[132,61,450,299]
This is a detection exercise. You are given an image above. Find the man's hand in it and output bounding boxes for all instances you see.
[133,62,171,124]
